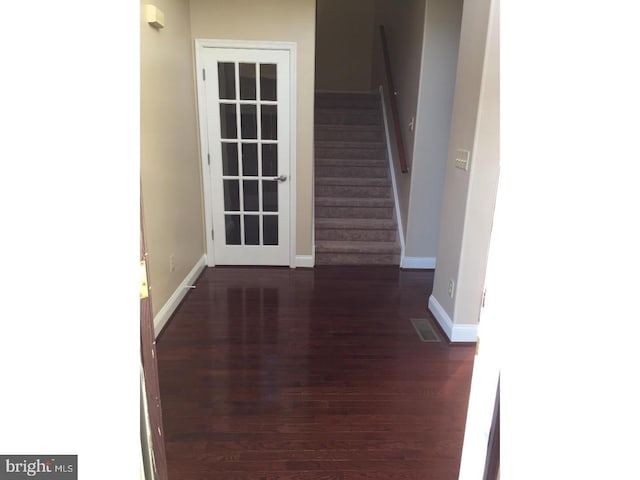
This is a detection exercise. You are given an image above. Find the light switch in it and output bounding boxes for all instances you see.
[455,148,470,171]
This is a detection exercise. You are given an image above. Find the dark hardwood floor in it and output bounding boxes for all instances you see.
[157,266,475,480]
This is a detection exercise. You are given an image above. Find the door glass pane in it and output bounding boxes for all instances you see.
[239,63,257,100]
[243,180,259,211]
[262,144,278,176]
[220,104,237,139]
[263,180,278,212]
[223,180,240,211]
[240,104,257,139]
[241,144,258,176]
[244,215,259,245]
[261,105,277,140]
[260,64,277,101]
[263,215,278,245]
[221,143,238,176]
[218,62,236,100]
[225,215,241,245]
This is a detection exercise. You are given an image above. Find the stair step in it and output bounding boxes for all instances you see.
[316,164,388,178]
[315,252,401,265]
[315,93,380,109]
[315,125,384,142]
[315,140,386,150]
[316,177,390,187]
[315,109,382,126]
[316,205,393,219]
[315,197,394,208]
[317,194,394,218]
[316,185,390,198]
[315,157,388,168]
[316,146,387,160]
[316,228,397,242]
[316,240,400,254]
[316,218,397,230]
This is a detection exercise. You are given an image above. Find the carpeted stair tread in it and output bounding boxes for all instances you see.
[316,125,383,139]
[315,177,390,187]
[316,254,400,265]
[316,165,389,179]
[316,240,400,254]
[315,228,397,242]
[315,107,380,114]
[316,147,387,160]
[316,206,393,219]
[315,185,390,198]
[315,93,380,110]
[315,124,384,132]
[315,92,379,98]
[314,123,384,129]
[315,158,388,167]
[315,253,400,265]
[315,140,387,149]
[316,218,397,230]
[315,110,382,126]
[315,196,394,208]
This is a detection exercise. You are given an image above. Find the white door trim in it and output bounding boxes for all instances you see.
[194,39,297,267]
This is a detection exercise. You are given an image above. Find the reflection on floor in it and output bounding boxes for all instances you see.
[157,266,475,480]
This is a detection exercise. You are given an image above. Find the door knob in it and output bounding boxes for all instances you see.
[269,174,287,182]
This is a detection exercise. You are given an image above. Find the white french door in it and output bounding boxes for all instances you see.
[197,44,292,266]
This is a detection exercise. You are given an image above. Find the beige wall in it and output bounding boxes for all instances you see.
[431,0,497,325]
[404,0,463,259]
[315,0,375,92]
[140,0,205,316]
[455,0,499,326]
[189,0,316,257]
[371,0,462,260]
[371,0,428,242]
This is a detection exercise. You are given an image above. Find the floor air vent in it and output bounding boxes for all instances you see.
[410,318,442,343]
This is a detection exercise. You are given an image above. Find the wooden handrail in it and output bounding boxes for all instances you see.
[379,25,408,173]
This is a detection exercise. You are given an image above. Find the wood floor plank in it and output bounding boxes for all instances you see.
[157,266,474,479]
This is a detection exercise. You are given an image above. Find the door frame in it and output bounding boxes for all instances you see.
[140,197,168,480]
[194,39,298,267]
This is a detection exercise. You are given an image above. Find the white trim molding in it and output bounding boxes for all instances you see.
[194,41,214,268]
[378,85,406,260]
[288,42,298,269]
[295,253,315,268]
[153,254,207,338]
[428,294,478,342]
[401,256,436,269]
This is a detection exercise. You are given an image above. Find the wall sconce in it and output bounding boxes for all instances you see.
[145,5,165,29]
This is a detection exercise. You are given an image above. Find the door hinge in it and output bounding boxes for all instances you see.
[207,153,210,165]
[211,229,214,241]
[482,289,487,308]
[202,69,206,81]
[140,260,149,299]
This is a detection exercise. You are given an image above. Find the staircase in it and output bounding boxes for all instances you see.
[314,92,401,265]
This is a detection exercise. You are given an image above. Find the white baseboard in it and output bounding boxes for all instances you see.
[296,254,315,268]
[402,256,436,269]
[153,254,207,338]
[428,294,478,342]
